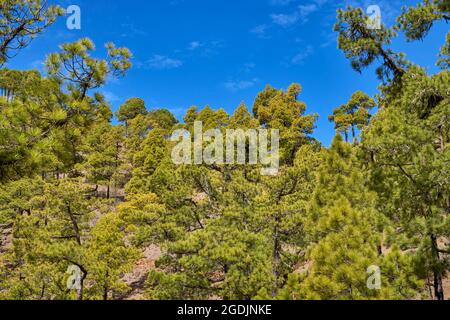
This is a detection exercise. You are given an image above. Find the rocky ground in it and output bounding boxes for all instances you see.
[0,224,12,255]
[121,245,162,300]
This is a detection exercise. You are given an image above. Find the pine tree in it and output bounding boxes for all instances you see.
[46,38,132,101]
[1,0,449,302]
[117,98,148,128]
[334,6,408,83]
[297,137,383,299]
[126,100,321,300]
[1,179,94,299]
[0,178,140,300]
[0,0,64,66]
[337,3,450,300]
[0,69,81,179]
[79,122,126,199]
[329,91,376,142]
[396,0,450,41]
[287,137,423,300]
[362,67,450,300]
[252,83,317,164]
[86,210,140,300]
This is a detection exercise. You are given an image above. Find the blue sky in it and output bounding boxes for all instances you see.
[6,0,448,145]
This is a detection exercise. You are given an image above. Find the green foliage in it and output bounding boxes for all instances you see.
[362,67,450,300]
[253,83,317,163]
[0,0,449,302]
[298,138,380,299]
[437,32,450,70]
[335,6,408,83]
[78,122,127,197]
[0,0,64,66]
[0,69,81,179]
[329,91,376,142]
[86,210,140,300]
[0,178,139,300]
[120,100,320,300]
[46,38,132,100]
[117,98,147,125]
[396,0,449,41]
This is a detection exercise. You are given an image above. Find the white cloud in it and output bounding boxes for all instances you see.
[268,0,295,6]
[120,23,148,38]
[224,78,259,92]
[270,0,330,27]
[271,12,300,27]
[188,41,203,50]
[298,4,319,21]
[243,62,256,72]
[250,24,270,39]
[102,91,120,102]
[145,55,183,70]
[185,40,225,57]
[291,45,314,65]
[320,31,336,48]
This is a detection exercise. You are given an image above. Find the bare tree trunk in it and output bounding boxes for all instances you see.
[103,285,109,300]
[67,205,81,245]
[272,233,280,298]
[77,268,87,301]
[39,283,46,300]
[427,276,434,300]
[431,234,445,301]
[433,271,444,301]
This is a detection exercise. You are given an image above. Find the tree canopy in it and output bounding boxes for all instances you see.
[0,0,448,301]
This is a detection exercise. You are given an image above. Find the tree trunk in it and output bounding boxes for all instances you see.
[439,125,445,153]
[39,283,46,300]
[431,234,445,301]
[103,285,108,300]
[272,234,280,298]
[272,215,281,298]
[377,245,383,256]
[427,277,434,300]
[103,271,110,300]
[433,271,444,301]
[67,205,81,245]
[77,269,87,301]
